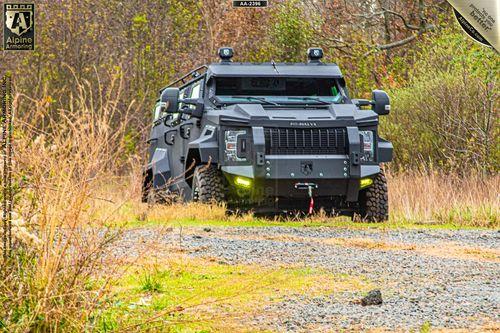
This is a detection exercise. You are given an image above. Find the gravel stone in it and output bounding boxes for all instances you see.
[111,226,500,331]
[361,289,383,306]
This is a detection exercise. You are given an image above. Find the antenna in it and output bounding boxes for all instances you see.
[271,60,279,74]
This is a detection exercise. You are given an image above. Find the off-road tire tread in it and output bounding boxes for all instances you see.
[147,187,175,206]
[358,172,388,222]
[192,165,225,203]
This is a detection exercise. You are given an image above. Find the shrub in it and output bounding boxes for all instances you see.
[382,26,499,172]
[0,69,140,331]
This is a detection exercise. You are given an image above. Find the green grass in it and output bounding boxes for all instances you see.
[123,216,488,231]
[419,321,432,333]
[127,216,351,228]
[105,200,497,231]
[139,268,163,293]
[96,257,372,332]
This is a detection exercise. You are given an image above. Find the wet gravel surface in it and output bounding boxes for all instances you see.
[115,226,500,331]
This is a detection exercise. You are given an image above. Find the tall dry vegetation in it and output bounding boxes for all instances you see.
[388,171,498,227]
[0,70,140,330]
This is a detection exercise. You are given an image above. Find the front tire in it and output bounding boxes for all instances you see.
[357,172,389,222]
[191,165,226,203]
[146,187,175,205]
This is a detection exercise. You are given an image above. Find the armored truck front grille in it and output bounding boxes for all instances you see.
[264,128,347,155]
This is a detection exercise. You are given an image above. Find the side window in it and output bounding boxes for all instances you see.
[172,87,189,122]
[184,81,202,116]
[180,80,203,121]
[190,81,202,99]
[153,102,165,122]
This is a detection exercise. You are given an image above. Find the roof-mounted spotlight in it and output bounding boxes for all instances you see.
[307,47,323,63]
[218,47,234,63]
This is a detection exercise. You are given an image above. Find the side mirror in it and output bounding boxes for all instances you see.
[179,98,204,118]
[160,88,179,113]
[372,90,390,115]
[191,100,204,118]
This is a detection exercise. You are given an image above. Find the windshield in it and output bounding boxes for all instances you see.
[215,77,343,105]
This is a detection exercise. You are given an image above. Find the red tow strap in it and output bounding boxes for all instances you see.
[294,183,316,215]
[308,196,314,214]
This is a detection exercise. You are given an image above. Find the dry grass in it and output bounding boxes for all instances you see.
[0,69,141,331]
[323,237,416,251]
[422,243,499,262]
[387,170,499,228]
[92,171,499,229]
[324,238,499,263]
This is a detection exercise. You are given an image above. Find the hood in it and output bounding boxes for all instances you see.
[212,103,378,128]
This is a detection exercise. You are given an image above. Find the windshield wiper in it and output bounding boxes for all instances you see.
[232,96,279,106]
[288,97,331,105]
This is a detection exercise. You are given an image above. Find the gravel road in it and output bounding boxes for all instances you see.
[115,226,500,332]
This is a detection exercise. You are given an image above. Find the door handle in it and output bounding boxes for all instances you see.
[165,129,177,145]
[163,115,174,126]
[180,123,193,139]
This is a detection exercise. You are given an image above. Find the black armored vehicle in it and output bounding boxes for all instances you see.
[143,47,393,221]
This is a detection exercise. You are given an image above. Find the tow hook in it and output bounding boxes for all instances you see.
[294,183,318,214]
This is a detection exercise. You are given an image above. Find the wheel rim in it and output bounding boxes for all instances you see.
[147,188,156,205]
[192,178,200,201]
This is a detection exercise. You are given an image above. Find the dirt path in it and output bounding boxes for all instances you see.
[113,226,500,332]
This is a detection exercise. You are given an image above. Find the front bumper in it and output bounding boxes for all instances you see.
[221,125,389,202]
[222,159,379,202]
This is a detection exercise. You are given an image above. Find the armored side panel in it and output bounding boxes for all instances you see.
[150,148,171,188]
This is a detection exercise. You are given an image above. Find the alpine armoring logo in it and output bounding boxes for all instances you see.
[3,3,35,50]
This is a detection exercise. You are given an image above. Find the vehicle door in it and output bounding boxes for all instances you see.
[165,77,204,199]
[148,100,176,189]
[148,101,164,163]
[180,78,204,169]
[166,85,191,196]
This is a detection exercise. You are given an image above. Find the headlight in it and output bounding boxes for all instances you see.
[225,130,247,162]
[359,130,375,162]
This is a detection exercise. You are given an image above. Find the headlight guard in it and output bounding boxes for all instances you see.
[359,130,375,162]
[224,129,248,162]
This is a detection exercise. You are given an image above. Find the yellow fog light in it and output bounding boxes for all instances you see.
[234,176,252,188]
[360,178,373,189]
